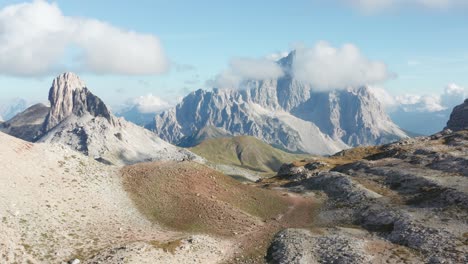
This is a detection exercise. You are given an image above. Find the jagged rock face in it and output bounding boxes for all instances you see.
[24,72,202,165]
[150,88,347,155]
[150,52,407,154]
[44,72,112,131]
[445,99,468,131]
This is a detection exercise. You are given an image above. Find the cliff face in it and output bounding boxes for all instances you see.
[44,72,112,131]
[150,52,407,154]
[446,99,468,131]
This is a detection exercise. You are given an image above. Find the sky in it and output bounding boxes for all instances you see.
[0,0,467,113]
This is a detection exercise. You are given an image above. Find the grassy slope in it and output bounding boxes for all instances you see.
[121,161,289,236]
[190,136,311,175]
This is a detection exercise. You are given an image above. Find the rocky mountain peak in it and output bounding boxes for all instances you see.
[44,72,112,131]
[277,50,295,71]
[445,98,468,131]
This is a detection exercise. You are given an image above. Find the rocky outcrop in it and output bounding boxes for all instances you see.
[2,72,202,165]
[44,72,112,131]
[149,88,347,155]
[150,52,408,154]
[445,98,468,131]
[269,129,468,263]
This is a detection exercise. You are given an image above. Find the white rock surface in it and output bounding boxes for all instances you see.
[36,72,200,165]
[0,132,228,263]
[150,52,408,154]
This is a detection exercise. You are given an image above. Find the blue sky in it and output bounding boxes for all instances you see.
[0,0,467,111]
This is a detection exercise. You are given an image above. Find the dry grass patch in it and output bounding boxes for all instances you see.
[190,136,311,176]
[121,161,289,236]
[291,146,382,170]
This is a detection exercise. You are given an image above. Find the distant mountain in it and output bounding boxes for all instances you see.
[0,98,28,121]
[190,136,311,177]
[149,52,408,155]
[2,72,199,165]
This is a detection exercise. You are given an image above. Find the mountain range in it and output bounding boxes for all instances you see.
[148,52,408,155]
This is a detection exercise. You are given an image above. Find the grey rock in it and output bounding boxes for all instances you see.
[150,52,408,155]
[445,98,468,131]
[44,72,112,132]
[13,72,203,165]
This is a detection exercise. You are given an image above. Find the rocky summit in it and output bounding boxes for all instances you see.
[2,73,199,165]
[44,72,112,132]
[150,52,408,155]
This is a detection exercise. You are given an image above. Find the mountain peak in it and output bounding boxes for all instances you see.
[43,72,112,131]
[52,72,86,91]
[277,50,296,70]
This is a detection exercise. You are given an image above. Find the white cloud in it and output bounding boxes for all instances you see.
[211,57,284,89]
[344,0,468,12]
[395,94,445,112]
[441,83,466,108]
[372,83,466,113]
[133,94,171,113]
[0,0,169,76]
[292,42,391,91]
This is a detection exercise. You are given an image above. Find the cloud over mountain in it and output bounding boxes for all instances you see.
[132,94,172,113]
[209,42,391,91]
[210,57,284,89]
[0,0,169,76]
[292,42,391,91]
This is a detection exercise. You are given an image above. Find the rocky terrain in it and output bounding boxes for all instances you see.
[0,132,233,264]
[149,52,408,155]
[0,131,321,264]
[265,127,468,263]
[1,73,199,165]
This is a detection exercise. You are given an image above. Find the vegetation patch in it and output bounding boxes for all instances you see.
[190,136,311,176]
[121,161,289,236]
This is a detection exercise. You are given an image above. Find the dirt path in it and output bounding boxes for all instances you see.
[225,190,320,263]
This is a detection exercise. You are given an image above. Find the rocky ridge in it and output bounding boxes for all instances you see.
[266,127,468,263]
